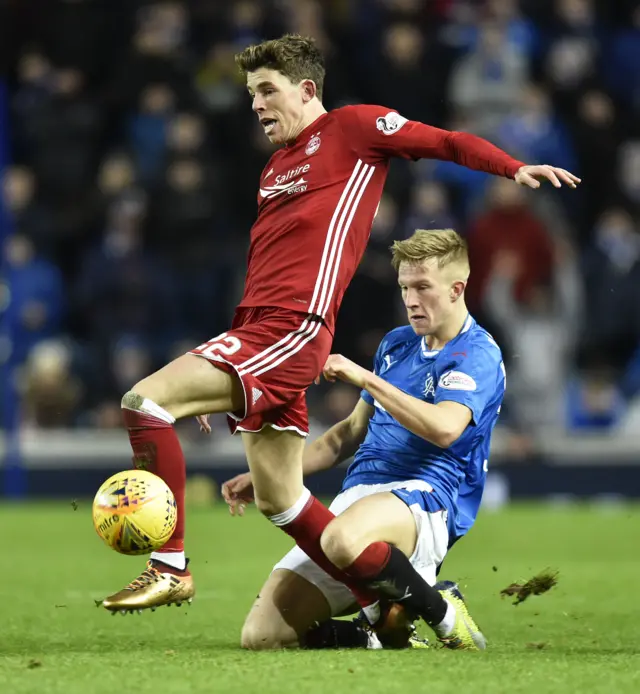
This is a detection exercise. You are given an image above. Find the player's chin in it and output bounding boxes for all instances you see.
[409,317,430,334]
[265,129,285,145]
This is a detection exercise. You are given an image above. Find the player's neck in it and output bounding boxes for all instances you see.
[290,102,327,141]
[425,305,469,351]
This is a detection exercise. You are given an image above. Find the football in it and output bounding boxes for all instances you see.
[92,470,177,555]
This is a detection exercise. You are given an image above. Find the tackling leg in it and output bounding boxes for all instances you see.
[320,492,486,649]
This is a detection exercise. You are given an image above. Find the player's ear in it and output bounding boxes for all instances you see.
[301,79,317,103]
[450,280,466,302]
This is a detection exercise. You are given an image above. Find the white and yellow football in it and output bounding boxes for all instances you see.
[92,470,177,555]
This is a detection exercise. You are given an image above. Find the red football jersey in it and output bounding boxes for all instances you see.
[238,104,525,334]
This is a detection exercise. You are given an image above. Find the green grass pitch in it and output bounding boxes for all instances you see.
[1,501,639,694]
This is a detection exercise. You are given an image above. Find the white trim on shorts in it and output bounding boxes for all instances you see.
[236,423,308,438]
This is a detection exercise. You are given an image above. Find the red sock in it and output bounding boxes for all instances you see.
[122,409,185,553]
[278,495,377,607]
[343,542,392,580]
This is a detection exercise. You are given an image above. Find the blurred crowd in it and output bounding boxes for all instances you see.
[2,0,640,447]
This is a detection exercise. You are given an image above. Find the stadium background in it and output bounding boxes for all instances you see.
[1,0,640,501]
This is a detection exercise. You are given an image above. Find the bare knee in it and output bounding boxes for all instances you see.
[121,376,166,412]
[121,387,172,419]
[121,390,144,411]
[241,617,296,651]
[320,519,361,570]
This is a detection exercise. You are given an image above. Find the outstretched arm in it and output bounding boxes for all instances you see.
[440,129,580,189]
[337,105,581,189]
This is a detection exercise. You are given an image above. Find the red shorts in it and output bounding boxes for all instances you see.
[189,307,332,436]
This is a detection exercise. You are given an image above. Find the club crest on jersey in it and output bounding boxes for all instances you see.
[376,111,408,136]
[305,133,321,155]
[423,374,436,400]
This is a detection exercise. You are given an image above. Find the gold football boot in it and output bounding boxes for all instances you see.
[102,559,195,614]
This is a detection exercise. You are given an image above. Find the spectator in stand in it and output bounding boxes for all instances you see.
[543,0,599,116]
[11,50,55,162]
[581,207,640,358]
[108,4,192,109]
[19,339,82,429]
[602,2,640,111]
[496,83,577,173]
[369,22,446,125]
[465,177,554,318]
[566,356,625,431]
[571,90,619,237]
[148,156,230,337]
[449,21,527,134]
[74,196,179,349]
[196,41,247,115]
[484,238,583,431]
[485,0,540,59]
[1,166,53,256]
[0,234,65,365]
[94,152,145,222]
[38,0,120,82]
[229,1,268,47]
[439,0,539,59]
[617,141,640,207]
[403,181,459,238]
[127,83,175,188]
[26,68,102,198]
[166,112,209,164]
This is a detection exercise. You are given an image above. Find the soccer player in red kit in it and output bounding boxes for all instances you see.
[103,34,580,613]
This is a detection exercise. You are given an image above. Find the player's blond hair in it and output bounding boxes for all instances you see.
[390,229,469,273]
[235,34,325,99]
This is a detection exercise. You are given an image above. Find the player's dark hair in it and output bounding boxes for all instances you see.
[235,34,325,100]
[390,229,470,273]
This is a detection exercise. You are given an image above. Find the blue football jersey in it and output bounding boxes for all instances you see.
[342,315,505,544]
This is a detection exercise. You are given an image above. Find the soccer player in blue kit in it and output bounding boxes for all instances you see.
[222,228,506,650]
